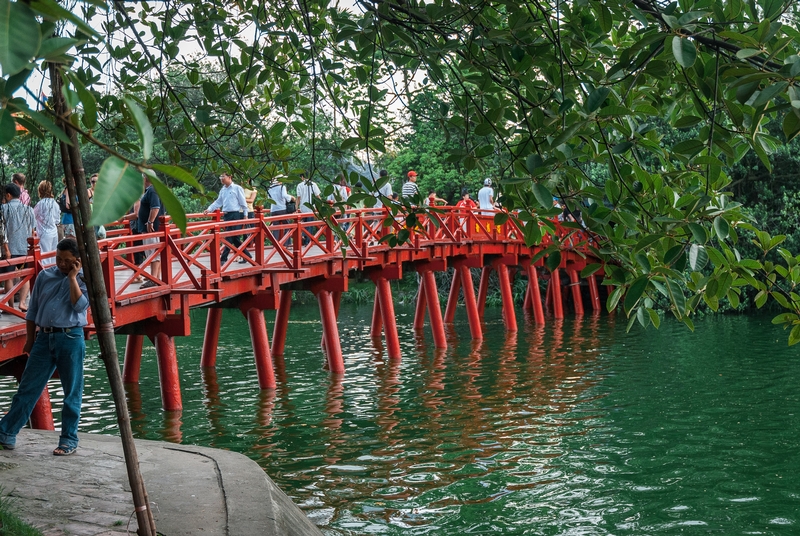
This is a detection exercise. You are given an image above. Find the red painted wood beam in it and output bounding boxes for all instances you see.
[376,277,402,359]
[422,270,447,349]
[245,308,276,389]
[30,388,55,431]
[153,332,182,411]
[568,270,584,316]
[527,264,545,325]
[444,268,461,324]
[477,266,491,319]
[414,276,427,331]
[371,289,382,338]
[200,309,222,367]
[122,333,144,382]
[588,273,601,311]
[495,263,518,332]
[459,264,482,340]
[550,268,564,319]
[317,290,344,373]
[271,290,292,357]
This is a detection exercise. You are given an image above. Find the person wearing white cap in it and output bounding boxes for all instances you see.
[478,178,495,216]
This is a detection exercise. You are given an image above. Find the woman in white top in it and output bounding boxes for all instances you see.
[33,181,61,264]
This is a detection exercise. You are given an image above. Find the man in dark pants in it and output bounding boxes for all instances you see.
[0,238,89,456]
[203,172,252,264]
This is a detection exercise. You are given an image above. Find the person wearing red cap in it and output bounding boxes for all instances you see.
[402,170,420,199]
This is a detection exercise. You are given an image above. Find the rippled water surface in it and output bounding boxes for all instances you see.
[2,305,799,534]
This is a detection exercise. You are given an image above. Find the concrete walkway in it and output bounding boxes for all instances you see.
[0,429,322,536]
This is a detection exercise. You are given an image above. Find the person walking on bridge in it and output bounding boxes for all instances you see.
[478,178,496,216]
[138,174,166,288]
[1,183,35,311]
[0,237,89,456]
[401,170,420,201]
[204,172,251,264]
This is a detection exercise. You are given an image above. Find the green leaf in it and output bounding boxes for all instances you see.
[624,276,649,313]
[9,104,72,146]
[545,251,561,272]
[90,156,144,226]
[688,223,708,244]
[0,106,16,144]
[736,48,762,59]
[783,111,800,142]
[689,244,708,271]
[68,74,96,130]
[666,278,686,318]
[145,172,187,234]
[0,0,41,76]
[607,286,623,312]
[789,325,800,346]
[29,0,98,38]
[580,263,602,278]
[713,216,730,240]
[672,36,697,68]
[3,67,31,97]
[585,87,611,113]
[532,182,553,209]
[124,98,153,161]
[151,164,204,192]
[647,308,661,329]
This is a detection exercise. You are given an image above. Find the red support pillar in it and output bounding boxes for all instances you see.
[30,389,55,431]
[477,266,491,318]
[588,273,601,311]
[153,332,182,411]
[376,277,401,359]
[496,263,518,332]
[200,308,222,367]
[122,333,144,382]
[459,264,482,340]
[317,290,345,373]
[422,270,448,349]
[568,270,585,316]
[245,308,276,389]
[371,289,383,338]
[550,268,564,319]
[414,276,427,330]
[444,268,461,323]
[271,290,292,356]
[527,264,545,325]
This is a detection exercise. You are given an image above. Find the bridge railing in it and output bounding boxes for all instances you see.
[1,206,595,312]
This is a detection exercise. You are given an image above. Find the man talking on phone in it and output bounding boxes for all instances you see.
[0,238,89,456]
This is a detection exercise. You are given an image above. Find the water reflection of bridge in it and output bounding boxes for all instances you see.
[0,207,606,429]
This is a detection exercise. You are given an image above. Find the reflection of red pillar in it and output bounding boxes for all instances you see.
[122,334,144,382]
[30,389,55,430]
[423,270,447,349]
[414,277,427,330]
[444,268,461,323]
[246,308,276,389]
[318,290,344,373]
[477,266,491,318]
[376,277,401,359]
[371,290,382,338]
[588,274,601,311]
[459,265,482,339]
[200,308,222,367]
[550,268,564,319]
[271,290,292,357]
[496,264,517,331]
[527,264,545,324]
[154,332,182,411]
[568,270,584,315]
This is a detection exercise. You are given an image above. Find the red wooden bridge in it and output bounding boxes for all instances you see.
[0,207,606,428]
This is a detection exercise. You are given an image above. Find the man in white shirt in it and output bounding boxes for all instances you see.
[204,172,251,264]
[295,173,321,245]
[478,178,495,216]
[374,170,393,208]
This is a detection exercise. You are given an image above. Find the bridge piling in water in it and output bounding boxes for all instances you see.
[458,264,483,339]
[122,334,144,382]
[243,308,276,389]
[568,270,585,316]
[444,268,461,324]
[370,270,402,359]
[200,308,222,367]
[588,274,601,311]
[271,290,292,357]
[316,290,344,373]
[525,263,545,324]
[477,266,491,318]
[30,388,55,431]
[492,257,518,332]
[151,332,182,411]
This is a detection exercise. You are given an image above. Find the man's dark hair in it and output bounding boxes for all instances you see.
[4,183,21,198]
[11,173,25,186]
[379,170,388,177]
[57,237,80,257]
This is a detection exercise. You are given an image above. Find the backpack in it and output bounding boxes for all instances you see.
[58,192,69,213]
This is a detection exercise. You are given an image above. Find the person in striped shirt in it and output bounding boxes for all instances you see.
[401,170,420,200]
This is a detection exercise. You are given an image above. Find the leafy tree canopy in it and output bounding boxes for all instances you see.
[3,0,800,340]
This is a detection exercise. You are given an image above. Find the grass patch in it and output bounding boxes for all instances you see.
[0,489,43,536]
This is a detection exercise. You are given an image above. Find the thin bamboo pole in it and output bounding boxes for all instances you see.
[50,64,156,536]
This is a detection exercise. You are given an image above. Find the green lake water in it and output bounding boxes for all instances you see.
[2,304,799,534]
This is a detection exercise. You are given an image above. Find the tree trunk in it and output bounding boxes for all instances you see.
[49,63,157,536]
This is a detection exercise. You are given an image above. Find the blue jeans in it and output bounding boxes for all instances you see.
[0,330,85,449]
